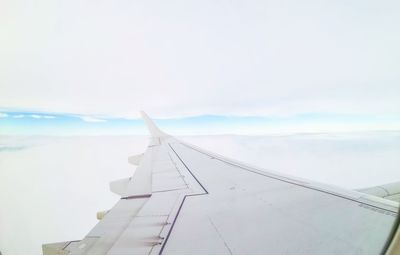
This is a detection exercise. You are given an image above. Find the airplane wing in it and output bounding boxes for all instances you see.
[357,182,400,203]
[43,112,399,255]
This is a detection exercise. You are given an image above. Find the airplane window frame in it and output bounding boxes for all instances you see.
[383,209,400,254]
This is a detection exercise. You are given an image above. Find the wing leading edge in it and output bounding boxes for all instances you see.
[43,112,399,255]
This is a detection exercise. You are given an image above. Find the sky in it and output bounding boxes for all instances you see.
[1,0,400,123]
[0,111,400,135]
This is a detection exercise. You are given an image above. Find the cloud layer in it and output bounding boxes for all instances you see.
[1,111,399,136]
[79,116,106,123]
[1,133,400,254]
[1,0,399,118]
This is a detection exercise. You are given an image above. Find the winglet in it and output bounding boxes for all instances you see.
[140,111,169,138]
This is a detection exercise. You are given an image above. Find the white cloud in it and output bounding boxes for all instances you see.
[0,0,399,118]
[0,113,8,118]
[1,134,400,254]
[80,116,106,122]
[13,114,25,118]
[30,114,56,119]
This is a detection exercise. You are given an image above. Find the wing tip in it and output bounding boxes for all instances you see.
[140,111,169,138]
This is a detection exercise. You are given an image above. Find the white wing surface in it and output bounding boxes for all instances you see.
[358,182,400,203]
[43,112,399,255]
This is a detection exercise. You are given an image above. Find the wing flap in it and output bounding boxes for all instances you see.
[128,153,143,165]
[109,177,130,196]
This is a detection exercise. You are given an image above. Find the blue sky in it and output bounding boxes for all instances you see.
[1,111,399,136]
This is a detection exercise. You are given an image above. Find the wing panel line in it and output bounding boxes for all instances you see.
[157,143,209,255]
[179,142,398,215]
